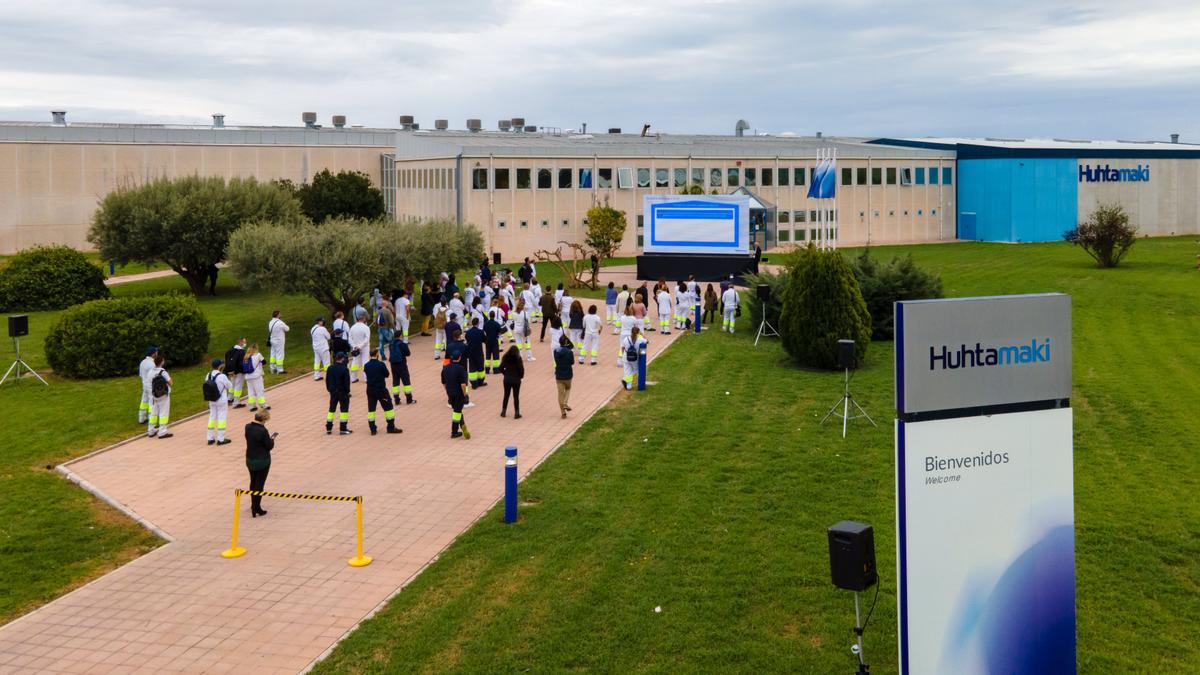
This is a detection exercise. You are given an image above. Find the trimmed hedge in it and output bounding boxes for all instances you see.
[779,245,871,369]
[0,245,110,311]
[45,295,210,379]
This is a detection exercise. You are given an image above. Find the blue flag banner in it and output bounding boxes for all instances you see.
[807,158,837,199]
[807,159,825,199]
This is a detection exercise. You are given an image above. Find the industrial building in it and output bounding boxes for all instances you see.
[1,111,1197,258]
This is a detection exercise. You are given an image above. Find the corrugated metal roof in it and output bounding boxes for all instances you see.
[877,136,1197,151]
[0,121,397,146]
[395,131,954,159]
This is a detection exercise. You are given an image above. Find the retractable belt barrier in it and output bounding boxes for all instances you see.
[220,488,373,567]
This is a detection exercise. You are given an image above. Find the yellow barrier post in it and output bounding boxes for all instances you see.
[347,496,373,567]
[221,489,247,559]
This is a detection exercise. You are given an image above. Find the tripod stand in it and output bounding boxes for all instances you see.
[851,591,870,674]
[820,367,875,438]
[1,337,48,386]
[753,316,779,346]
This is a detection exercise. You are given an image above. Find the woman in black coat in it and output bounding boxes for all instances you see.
[245,409,277,517]
[498,345,525,419]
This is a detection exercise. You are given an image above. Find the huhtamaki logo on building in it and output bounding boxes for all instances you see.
[928,339,1051,370]
[1079,164,1150,183]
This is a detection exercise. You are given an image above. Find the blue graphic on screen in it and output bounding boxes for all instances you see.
[648,200,740,248]
[942,525,1077,673]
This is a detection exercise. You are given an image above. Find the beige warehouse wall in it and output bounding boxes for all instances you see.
[1077,158,1200,236]
[0,143,387,253]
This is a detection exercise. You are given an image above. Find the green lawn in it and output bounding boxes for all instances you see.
[0,271,327,622]
[314,237,1200,673]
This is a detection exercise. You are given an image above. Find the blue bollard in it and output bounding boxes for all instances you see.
[694,303,701,333]
[504,446,518,523]
[637,341,647,391]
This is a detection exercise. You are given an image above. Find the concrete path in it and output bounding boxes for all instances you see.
[104,268,180,286]
[0,299,684,674]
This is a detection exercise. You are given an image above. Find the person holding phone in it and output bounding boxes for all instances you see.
[245,409,277,518]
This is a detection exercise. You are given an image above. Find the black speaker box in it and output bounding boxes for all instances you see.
[756,283,771,302]
[836,339,856,369]
[828,520,877,591]
[8,315,28,338]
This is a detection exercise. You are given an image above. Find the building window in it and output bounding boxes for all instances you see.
[637,167,651,188]
[856,167,866,185]
[778,229,790,242]
[762,168,774,187]
[617,167,634,189]
[795,210,806,223]
[889,210,895,216]
[779,210,790,223]
[797,228,807,241]
[541,219,549,227]
[582,217,589,227]
[727,167,740,187]
[689,168,702,187]
[943,167,953,185]
[637,214,644,228]
[674,168,687,188]
[745,168,757,186]
[929,168,939,185]
[637,234,644,247]
[516,168,531,189]
[520,219,528,228]
[917,209,923,216]
[561,218,570,227]
[828,209,836,220]
[915,167,925,185]
[901,168,913,186]
[903,210,909,216]
[710,168,722,187]
[871,167,882,185]
[795,166,806,186]
[495,168,510,190]
[472,168,487,189]
[931,209,937,216]
[557,168,572,189]
[841,167,853,186]
[809,209,818,222]
[656,168,668,187]
[598,168,613,188]
[497,219,507,229]
[874,210,880,217]
[810,228,818,241]
[578,168,592,188]
[537,168,552,189]
[779,167,790,186]
[885,167,897,185]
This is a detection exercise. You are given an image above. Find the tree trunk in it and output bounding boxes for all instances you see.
[180,268,209,297]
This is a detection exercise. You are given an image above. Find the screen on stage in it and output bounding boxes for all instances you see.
[643,195,751,255]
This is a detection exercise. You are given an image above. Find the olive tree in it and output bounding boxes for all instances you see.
[88,175,303,296]
[585,201,627,260]
[228,217,484,314]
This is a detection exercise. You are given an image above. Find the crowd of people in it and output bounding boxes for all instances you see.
[135,257,747,514]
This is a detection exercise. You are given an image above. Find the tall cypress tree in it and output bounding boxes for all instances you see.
[779,244,872,369]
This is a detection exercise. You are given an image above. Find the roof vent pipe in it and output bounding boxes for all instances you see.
[302,112,317,128]
[641,123,651,137]
[435,119,448,130]
[332,115,346,128]
[735,119,749,137]
[212,113,225,128]
[816,131,823,139]
[467,118,482,132]
[51,110,67,126]
[581,122,587,133]
[1171,133,1180,144]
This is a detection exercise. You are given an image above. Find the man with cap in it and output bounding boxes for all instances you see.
[325,351,352,435]
[204,358,232,445]
[223,338,248,408]
[137,345,158,423]
[363,348,401,435]
[441,349,471,439]
[311,317,331,380]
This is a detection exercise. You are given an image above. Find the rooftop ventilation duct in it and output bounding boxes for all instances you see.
[498,119,512,131]
[735,119,749,137]
[332,115,346,128]
[608,127,621,134]
[1171,133,1180,144]
[511,117,525,130]
[816,131,823,139]
[399,115,414,130]
[51,110,67,126]
[466,118,482,132]
[641,123,651,137]
[524,125,537,133]
[212,113,225,128]
[302,112,317,128]
[435,119,449,130]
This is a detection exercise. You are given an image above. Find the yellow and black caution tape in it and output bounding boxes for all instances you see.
[234,489,360,503]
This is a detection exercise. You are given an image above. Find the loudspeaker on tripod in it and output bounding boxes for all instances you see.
[828,520,877,592]
[836,339,856,370]
[8,315,28,338]
[756,284,771,302]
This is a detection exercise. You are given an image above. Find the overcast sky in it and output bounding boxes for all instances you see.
[2,0,1197,140]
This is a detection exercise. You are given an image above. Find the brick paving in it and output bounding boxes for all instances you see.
[0,297,684,674]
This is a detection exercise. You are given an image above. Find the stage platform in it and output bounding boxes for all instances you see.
[636,253,760,283]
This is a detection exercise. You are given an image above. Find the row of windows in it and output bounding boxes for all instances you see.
[778,228,839,243]
[468,165,952,191]
[496,217,586,229]
[777,208,939,223]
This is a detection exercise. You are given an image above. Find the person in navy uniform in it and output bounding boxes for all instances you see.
[465,318,487,388]
[325,351,352,435]
[388,334,416,405]
[441,351,471,439]
[362,348,401,436]
[483,312,503,375]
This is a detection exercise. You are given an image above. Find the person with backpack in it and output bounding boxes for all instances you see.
[137,345,158,423]
[363,348,401,436]
[582,304,603,365]
[388,333,416,406]
[376,298,395,353]
[311,317,331,381]
[332,311,350,340]
[617,304,635,366]
[145,353,173,439]
[432,296,449,360]
[510,298,534,362]
[244,343,268,411]
[267,310,289,374]
[325,351,352,435]
[621,326,646,391]
[224,338,247,408]
[538,286,558,342]
[203,358,232,445]
[441,350,471,440]
[498,345,524,419]
[553,334,575,419]
[567,299,585,354]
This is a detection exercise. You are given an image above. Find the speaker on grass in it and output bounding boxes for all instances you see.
[836,339,856,370]
[828,520,877,592]
[8,315,28,338]
[756,283,771,302]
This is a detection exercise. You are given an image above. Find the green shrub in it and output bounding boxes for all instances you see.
[1063,203,1138,268]
[743,269,789,332]
[850,250,944,340]
[45,295,209,379]
[0,245,109,311]
[779,245,871,369]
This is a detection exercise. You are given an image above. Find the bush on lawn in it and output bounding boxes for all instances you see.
[850,249,944,340]
[743,269,788,333]
[1063,203,1138,268]
[45,295,209,378]
[0,245,109,311]
[779,244,871,369]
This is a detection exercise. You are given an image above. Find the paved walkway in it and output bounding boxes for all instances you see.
[0,299,684,674]
[104,268,180,286]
